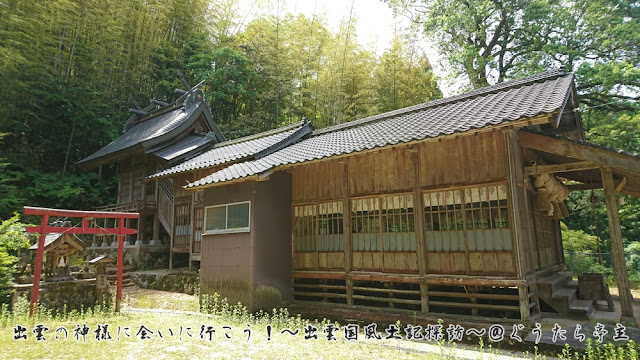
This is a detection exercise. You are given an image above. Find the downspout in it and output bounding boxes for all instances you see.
[506,131,523,279]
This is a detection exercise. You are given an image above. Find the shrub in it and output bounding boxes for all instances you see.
[0,214,30,303]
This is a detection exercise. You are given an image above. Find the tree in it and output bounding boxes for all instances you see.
[385,0,640,113]
[373,35,441,113]
[386,0,531,88]
[0,214,30,303]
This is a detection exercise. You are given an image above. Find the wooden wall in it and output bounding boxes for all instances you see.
[290,131,518,277]
[417,131,508,186]
[117,155,147,203]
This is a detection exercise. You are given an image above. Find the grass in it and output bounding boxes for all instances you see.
[1,288,639,359]
[0,310,448,359]
[122,287,199,312]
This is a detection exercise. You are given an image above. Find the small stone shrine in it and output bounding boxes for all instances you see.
[88,255,115,301]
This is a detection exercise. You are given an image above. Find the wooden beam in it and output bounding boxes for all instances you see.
[601,167,634,318]
[524,161,599,176]
[565,177,627,192]
[411,151,429,313]
[567,183,602,191]
[616,177,627,193]
[520,131,640,174]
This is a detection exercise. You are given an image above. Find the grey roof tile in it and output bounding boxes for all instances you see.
[147,120,311,179]
[187,70,577,189]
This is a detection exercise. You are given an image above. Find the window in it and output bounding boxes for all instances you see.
[423,184,511,252]
[424,190,465,251]
[294,201,344,252]
[352,194,416,252]
[204,201,250,234]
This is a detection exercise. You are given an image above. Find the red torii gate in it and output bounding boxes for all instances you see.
[23,206,138,316]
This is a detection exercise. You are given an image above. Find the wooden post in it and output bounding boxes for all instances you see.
[410,149,429,313]
[601,167,634,319]
[169,201,175,270]
[153,179,160,241]
[505,130,530,321]
[29,214,49,316]
[116,217,125,312]
[341,161,353,305]
[189,193,195,271]
[518,285,530,321]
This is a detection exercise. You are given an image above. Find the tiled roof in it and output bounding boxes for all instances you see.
[77,101,208,168]
[187,69,575,189]
[153,135,212,164]
[146,120,313,179]
[77,83,225,168]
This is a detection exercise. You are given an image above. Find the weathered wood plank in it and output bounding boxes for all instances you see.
[520,131,640,174]
[602,167,634,318]
[524,161,599,175]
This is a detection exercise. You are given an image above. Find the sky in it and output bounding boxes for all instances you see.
[233,0,457,96]
[235,0,400,54]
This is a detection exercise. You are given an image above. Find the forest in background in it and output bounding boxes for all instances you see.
[0,0,639,275]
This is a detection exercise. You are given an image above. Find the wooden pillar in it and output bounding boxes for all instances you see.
[341,161,353,305]
[153,179,160,241]
[169,201,175,270]
[129,158,135,202]
[30,214,49,316]
[188,192,195,271]
[601,167,634,319]
[136,215,143,244]
[116,217,125,312]
[518,285,530,321]
[505,130,530,321]
[410,149,429,313]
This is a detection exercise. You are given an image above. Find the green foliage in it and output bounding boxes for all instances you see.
[0,214,31,303]
[561,222,600,253]
[387,0,640,111]
[200,292,309,331]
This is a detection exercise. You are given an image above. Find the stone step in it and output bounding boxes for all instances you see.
[538,271,573,294]
[569,299,595,318]
[552,287,577,302]
[566,280,579,289]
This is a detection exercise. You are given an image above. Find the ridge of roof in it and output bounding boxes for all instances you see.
[215,119,308,148]
[313,68,569,136]
[124,79,208,129]
[145,120,312,179]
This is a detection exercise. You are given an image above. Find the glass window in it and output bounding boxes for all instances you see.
[228,203,250,229]
[204,202,250,233]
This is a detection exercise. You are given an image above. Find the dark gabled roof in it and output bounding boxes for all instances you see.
[151,135,212,164]
[146,120,314,180]
[77,86,225,169]
[186,69,576,189]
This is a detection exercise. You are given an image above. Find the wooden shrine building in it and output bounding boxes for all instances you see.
[80,68,640,322]
[181,69,640,321]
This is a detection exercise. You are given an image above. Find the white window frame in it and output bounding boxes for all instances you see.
[203,201,251,234]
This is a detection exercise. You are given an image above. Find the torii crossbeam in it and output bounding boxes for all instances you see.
[23,206,138,316]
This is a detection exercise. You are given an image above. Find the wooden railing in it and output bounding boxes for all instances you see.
[96,200,156,212]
